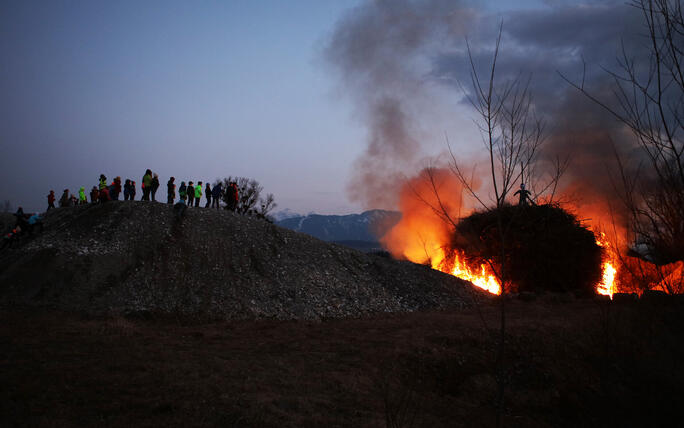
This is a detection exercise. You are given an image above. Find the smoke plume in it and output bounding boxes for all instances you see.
[324,0,474,209]
[325,1,647,227]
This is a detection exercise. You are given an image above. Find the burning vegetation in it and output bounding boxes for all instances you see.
[328,0,682,298]
[380,168,640,298]
[450,204,603,295]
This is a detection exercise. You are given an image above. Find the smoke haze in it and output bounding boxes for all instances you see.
[325,0,648,227]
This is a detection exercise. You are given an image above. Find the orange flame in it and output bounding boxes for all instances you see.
[594,232,619,298]
[382,168,633,296]
[442,251,501,295]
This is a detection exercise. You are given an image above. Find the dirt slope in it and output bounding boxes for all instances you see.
[0,202,488,319]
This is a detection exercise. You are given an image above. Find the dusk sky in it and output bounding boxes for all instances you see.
[1,0,641,214]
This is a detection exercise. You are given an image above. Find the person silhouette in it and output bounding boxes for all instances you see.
[514,183,533,206]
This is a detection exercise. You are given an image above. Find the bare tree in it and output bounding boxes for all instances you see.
[450,26,546,210]
[257,193,277,221]
[414,24,551,427]
[562,0,683,269]
[218,176,277,219]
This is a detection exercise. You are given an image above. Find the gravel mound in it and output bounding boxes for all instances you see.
[0,202,488,319]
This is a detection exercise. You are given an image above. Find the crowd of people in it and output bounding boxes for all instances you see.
[4,171,262,249]
[47,170,241,214]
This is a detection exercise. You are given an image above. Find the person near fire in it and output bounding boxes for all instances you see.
[514,183,533,206]
[167,177,176,204]
[194,181,203,207]
[47,190,55,210]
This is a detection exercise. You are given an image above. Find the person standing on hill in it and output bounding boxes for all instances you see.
[228,182,239,212]
[195,181,203,207]
[130,181,137,200]
[179,181,187,202]
[204,183,212,208]
[151,173,160,201]
[123,179,132,200]
[110,177,122,200]
[211,182,222,209]
[78,187,87,205]
[99,186,110,202]
[99,174,107,191]
[47,190,55,210]
[59,189,71,207]
[141,169,153,200]
[187,181,195,207]
[90,186,99,203]
[514,183,533,206]
[167,177,176,204]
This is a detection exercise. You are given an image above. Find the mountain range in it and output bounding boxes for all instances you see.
[275,209,401,251]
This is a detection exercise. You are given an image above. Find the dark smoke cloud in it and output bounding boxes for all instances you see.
[324,0,475,209]
[325,0,648,218]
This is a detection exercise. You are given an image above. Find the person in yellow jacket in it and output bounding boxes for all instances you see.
[141,169,153,201]
[78,187,87,205]
[194,181,203,207]
[98,174,107,191]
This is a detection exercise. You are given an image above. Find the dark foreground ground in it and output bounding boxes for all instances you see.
[2,297,683,427]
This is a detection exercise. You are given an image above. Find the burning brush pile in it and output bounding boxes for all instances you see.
[449,204,603,295]
[381,169,624,297]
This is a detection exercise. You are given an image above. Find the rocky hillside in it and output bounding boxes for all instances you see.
[0,202,487,320]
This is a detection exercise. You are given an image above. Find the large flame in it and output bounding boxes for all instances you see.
[382,169,624,296]
[441,251,501,295]
[595,233,618,298]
